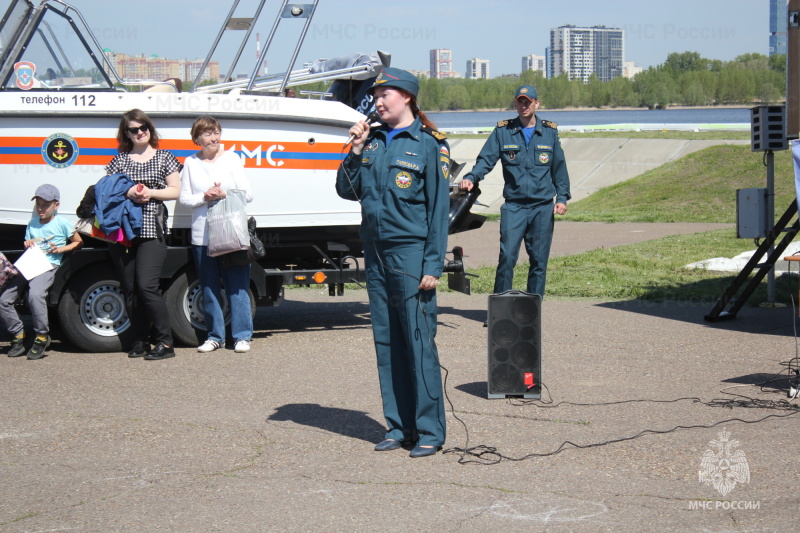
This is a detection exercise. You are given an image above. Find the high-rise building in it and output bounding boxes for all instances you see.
[770,0,788,56]
[430,49,454,79]
[521,53,546,76]
[466,58,490,79]
[549,25,624,83]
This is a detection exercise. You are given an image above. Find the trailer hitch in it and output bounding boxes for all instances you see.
[444,246,478,295]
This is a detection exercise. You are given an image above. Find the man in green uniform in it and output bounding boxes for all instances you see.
[459,85,570,296]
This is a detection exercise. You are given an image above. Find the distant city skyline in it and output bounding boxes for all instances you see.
[65,0,770,79]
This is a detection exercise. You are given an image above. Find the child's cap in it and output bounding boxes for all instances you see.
[32,184,60,202]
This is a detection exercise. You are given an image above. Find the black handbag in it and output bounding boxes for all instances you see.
[248,216,266,259]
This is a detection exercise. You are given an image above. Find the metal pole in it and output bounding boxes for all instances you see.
[788,0,800,138]
[278,1,319,94]
[191,0,241,91]
[246,0,285,90]
[767,150,776,303]
[222,0,268,84]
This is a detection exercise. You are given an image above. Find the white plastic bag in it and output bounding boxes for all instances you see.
[207,189,250,257]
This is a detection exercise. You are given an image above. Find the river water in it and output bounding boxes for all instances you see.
[427,108,751,129]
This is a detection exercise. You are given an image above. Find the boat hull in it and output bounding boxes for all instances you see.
[0,91,365,232]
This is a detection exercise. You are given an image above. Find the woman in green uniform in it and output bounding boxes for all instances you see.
[336,68,451,458]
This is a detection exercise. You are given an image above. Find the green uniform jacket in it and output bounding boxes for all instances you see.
[336,116,451,278]
[463,116,571,205]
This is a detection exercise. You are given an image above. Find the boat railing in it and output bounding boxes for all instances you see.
[193,63,380,95]
[47,0,181,92]
[1,0,181,92]
[45,0,123,84]
[2,0,383,96]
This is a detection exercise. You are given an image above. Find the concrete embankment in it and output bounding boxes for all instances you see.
[448,138,750,213]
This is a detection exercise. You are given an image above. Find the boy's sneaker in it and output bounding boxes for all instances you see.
[234,340,251,353]
[7,337,26,357]
[197,339,221,353]
[27,335,51,360]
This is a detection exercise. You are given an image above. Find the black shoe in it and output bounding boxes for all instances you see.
[144,343,175,360]
[127,341,150,358]
[409,445,440,458]
[374,439,403,452]
[7,337,26,357]
[26,336,51,360]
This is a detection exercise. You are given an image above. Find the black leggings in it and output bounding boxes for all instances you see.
[109,238,173,346]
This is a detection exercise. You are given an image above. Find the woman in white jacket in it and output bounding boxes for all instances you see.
[179,116,254,353]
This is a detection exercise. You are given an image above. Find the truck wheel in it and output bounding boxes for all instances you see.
[164,270,206,347]
[165,269,256,347]
[57,265,133,353]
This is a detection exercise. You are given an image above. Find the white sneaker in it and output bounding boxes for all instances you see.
[234,340,251,353]
[198,340,221,353]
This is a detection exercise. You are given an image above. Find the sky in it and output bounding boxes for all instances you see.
[59,0,769,78]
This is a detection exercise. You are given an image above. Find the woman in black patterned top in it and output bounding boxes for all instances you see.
[105,109,181,360]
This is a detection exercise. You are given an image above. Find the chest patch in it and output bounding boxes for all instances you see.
[394,158,422,172]
[538,152,550,164]
[502,144,520,151]
[395,171,412,189]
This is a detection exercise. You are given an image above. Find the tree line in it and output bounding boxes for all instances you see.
[412,51,787,111]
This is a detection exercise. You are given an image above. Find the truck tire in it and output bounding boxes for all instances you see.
[164,269,256,347]
[57,265,133,353]
[164,269,206,347]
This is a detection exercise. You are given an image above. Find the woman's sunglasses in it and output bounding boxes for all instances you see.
[127,123,150,135]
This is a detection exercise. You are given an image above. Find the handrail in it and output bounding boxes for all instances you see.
[194,63,377,94]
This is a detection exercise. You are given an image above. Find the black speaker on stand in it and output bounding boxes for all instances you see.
[487,290,541,399]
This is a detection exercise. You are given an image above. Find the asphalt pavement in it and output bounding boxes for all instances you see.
[2,221,799,532]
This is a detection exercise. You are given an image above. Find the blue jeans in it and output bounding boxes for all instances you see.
[191,246,253,343]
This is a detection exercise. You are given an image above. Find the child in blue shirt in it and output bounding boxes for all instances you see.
[0,184,82,359]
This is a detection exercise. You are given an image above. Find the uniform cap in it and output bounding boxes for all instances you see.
[32,183,60,202]
[515,85,538,101]
[368,67,419,98]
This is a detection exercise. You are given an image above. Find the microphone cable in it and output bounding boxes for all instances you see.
[338,132,800,467]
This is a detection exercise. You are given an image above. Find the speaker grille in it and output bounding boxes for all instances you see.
[488,291,541,399]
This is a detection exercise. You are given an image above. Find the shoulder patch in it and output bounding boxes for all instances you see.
[542,120,558,129]
[497,117,516,128]
[421,124,447,141]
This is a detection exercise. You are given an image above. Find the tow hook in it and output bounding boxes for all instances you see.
[444,246,478,295]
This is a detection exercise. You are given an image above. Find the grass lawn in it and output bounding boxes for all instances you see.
[445,138,798,305]
[564,145,796,223]
[461,229,796,304]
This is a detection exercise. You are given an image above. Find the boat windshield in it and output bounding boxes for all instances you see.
[1,0,114,91]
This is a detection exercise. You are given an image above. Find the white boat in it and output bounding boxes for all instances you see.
[0,0,481,352]
[0,0,385,350]
[0,0,386,238]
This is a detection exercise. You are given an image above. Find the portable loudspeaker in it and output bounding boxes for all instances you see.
[487,290,541,399]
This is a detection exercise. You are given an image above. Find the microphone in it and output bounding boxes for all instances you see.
[345,110,382,147]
